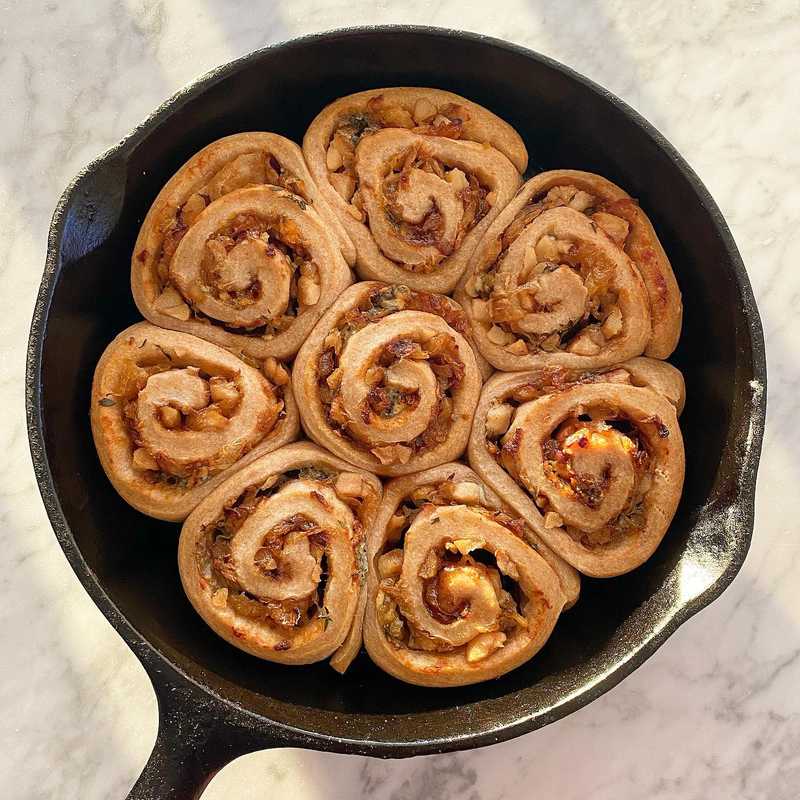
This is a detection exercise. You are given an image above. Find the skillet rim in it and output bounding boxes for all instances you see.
[25,24,767,757]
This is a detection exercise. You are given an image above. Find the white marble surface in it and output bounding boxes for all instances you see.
[1,1,798,797]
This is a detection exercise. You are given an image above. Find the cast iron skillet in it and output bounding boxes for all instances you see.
[26,26,766,799]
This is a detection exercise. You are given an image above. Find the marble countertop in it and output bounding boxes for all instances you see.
[2,1,798,798]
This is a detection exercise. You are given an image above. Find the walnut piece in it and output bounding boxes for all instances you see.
[465,631,506,663]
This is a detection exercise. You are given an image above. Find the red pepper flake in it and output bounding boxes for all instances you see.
[136,249,148,263]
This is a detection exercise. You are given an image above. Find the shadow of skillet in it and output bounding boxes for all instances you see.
[195,578,800,799]
[0,477,159,798]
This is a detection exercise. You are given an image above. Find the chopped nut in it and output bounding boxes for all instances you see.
[487,325,514,346]
[329,171,356,202]
[326,368,342,389]
[132,447,158,471]
[154,285,191,321]
[418,548,439,579]
[485,403,514,437]
[601,306,623,338]
[263,357,289,386]
[464,274,482,298]
[540,332,562,352]
[297,275,321,307]
[535,234,559,263]
[505,339,528,356]
[592,212,630,245]
[569,190,594,212]
[209,377,240,415]
[450,482,483,505]
[334,472,365,500]
[323,329,343,353]
[329,396,348,425]
[371,444,412,465]
[378,549,404,578]
[465,631,506,663]
[413,97,437,124]
[544,511,564,529]
[259,474,280,492]
[445,168,468,194]
[380,105,415,128]
[567,330,603,356]
[385,364,418,391]
[159,406,182,429]
[446,538,484,555]
[187,406,228,432]
[326,142,343,171]
[495,550,520,580]
[364,366,384,385]
[387,512,406,537]
[332,132,354,158]
[211,587,229,608]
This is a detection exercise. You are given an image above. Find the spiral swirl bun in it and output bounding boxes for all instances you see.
[509,171,682,357]
[304,88,525,293]
[178,442,381,671]
[458,170,682,367]
[363,464,566,686]
[90,323,299,521]
[457,200,658,371]
[469,360,685,576]
[293,282,482,476]
[132,135,354,360]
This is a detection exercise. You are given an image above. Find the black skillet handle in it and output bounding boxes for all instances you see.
[125,655,291,800]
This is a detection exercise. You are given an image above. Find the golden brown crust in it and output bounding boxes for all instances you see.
[303,88,525,293]
[363,463,565,686]
[456,203,653,371]
[292,282,482,476]
[132,137,354,360]
[468,363,685,577]
[459,171,682,360]
[620,356,686,415]
[178,442,381,671]
[90,322,299,521]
